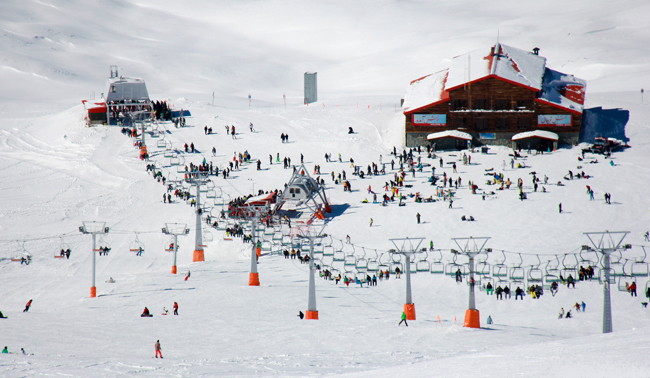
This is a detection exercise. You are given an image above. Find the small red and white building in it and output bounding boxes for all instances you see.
[402,43,586,149]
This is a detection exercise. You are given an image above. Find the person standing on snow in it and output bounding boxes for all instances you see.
[398,311,408,327]
[173,302,178,316]
[155,340,163,358]
[416,213,421,224]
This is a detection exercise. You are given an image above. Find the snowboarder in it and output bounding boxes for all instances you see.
[23,299,32,313]
[173,302,178,316]
[398,311,408,326]
[298,311,304,319]
[1,347,7,354]
[0,311,6,319]
[155,340,163,358]
[142,307,151,317]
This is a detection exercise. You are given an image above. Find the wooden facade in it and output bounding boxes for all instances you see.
[405,77,582,148]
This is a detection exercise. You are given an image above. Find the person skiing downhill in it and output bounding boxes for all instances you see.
[155,340,163,358]
[23,299,32,313]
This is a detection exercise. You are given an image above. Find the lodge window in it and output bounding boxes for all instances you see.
[495,117,510,130]
[495,99,510,110]
[110,86,116,93]
[473,99,488,110]
[517,117,531,130]
[453,99,468,109]
[453,117,467,129]
[474,117,488,131]
[517,99,532,109]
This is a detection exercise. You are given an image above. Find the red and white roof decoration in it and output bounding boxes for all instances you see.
[403,43,586,115]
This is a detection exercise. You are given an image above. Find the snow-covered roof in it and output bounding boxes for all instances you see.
[537,68,586,114]
[512,130,558,141]
[446,43,546,91]
[403,45,587,117]
[104,77,150,103]
[402,69,449,114]
[427,130,472,141]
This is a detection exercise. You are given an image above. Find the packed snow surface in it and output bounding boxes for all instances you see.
[1,0,650,376]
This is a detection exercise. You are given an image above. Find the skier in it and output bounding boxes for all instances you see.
[558,307,564,319]
[184,271,191,281]
[173,302,178,316]
[487,315,493,325]
[23,299,32,313]
[369,218,373,227]
[212,147,216,157]
[559,203,562,213]
[1,347,7,354]
[155,340,163,358]
[416,213,421,224]
[449,199,453,209]
[455,268,462,283]
[142,307,151,317]
[298,311,304,319]
[398,311,408,326]
[645,231,649,242]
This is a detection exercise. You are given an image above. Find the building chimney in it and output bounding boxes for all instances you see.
[532,47,540,55]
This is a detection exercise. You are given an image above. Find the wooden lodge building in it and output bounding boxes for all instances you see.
[402,43,586,149]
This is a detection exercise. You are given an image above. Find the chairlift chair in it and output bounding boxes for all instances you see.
[527,255,544,284]
[344,253,357,267]
[409,259,418,274]
[333,250,345,262]
[57,237,71,258]
[377,253,390,273]
[631,246,649,277]
[430,249,445,274]
[389,261,404,275]
[509,253,525,281]
[164,237,177,252]
[475,253,491,276]
[157,139,167,148]
[617,275,635,292]
[416,251,430,272]
[560,253,578,280]
[201,229,214,244]
[129,235,145,253]
[96,236,111,255]
[492,250,508,278]
[261,240,271,252]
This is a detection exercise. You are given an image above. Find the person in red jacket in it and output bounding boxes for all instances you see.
[23,299,32,313]
[173,302,178,316]
[629,281,637,297]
